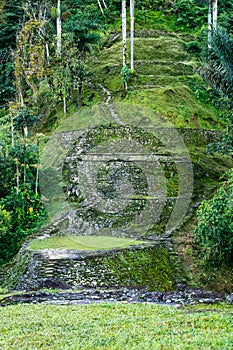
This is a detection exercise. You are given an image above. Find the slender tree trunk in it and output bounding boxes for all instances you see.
[23,145,26,186]
[35,165,39,195]
[16,160,19,194]
[11,113,14,147]
[97,0,104,14]
[23,125,28,139]
[18,87,24,107]
[63,95,67,115]
[208,0,212,49]
[130,0,134,71]
[23,119,28,187]
[122,0,127,67]
[45,43,50,60]
[35,138,40,195]
[78,82,82,108]
[56,0,62,57]
[102,0,107,8]
[212,0,218,30]
[122,0,127,91]
[19,93,29,140]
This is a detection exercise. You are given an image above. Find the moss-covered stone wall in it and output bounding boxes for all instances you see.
[3,242,182,292]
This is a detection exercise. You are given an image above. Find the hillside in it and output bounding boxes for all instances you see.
[91,30,219,129]
[1,19,232,293]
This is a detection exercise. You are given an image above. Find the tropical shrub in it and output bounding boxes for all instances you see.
[195,170,233,266]
[0,109,46,265]
[0,187,46,266]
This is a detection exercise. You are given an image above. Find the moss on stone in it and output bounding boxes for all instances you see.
[101,245,175,291]
[1,250,31,290]
[11,244,177,292]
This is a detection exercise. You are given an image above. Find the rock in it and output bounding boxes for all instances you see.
[176,283,186,292]
[0,286,230,307]
[226,294,233,305]
[36,278,73,290]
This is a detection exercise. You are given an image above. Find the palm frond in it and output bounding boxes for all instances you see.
[198,28,233,99]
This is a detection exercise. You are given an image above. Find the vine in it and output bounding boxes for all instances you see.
[14,19,46,103]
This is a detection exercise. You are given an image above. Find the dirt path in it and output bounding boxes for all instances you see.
[97,83,124,125]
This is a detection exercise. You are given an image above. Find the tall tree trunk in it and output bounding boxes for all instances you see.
[23,144,26,186]
[22,116,28,187]
[212,0,218,30]
[130,0,134,71]
[35,164,39,195]
[16,160,19,194]
[102,0,107,8]
[208,0,212,49]
[19,91,29,140]
[56,0,62,57]
[17,83,25,107]
[122,0,127,67]
[122,0,127,91]
[78,82,82,108]
[97,0,104,14]
[35,138,40,195]
[11,113,14,147]
[45,43,50,61]
[63,95,67,115]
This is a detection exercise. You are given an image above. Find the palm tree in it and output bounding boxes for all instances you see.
[130,0,134,71]
[121,0,135,91]
[122,0,127,92]
[122,0,127,68]
[56,0,62,57]
[198,28,233,100]
[196,0,218,48]
[212,0,218,30]
[208,0,212,48]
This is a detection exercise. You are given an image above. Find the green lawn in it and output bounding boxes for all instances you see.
[28,235,145,251]
[0,303,232,349]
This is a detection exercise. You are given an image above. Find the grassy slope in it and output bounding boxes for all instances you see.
[29,236,144,251]
[90,32,222,129]
[0,303,232,349]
